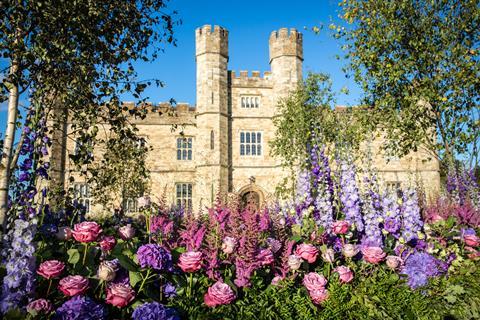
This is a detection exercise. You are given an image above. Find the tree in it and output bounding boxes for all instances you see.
[0,0,179,231]
[270,73,370,198]
[336,0,480,168]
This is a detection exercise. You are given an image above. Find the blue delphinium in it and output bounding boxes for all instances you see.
[54,296,107,320]
[361,175,383,247]
[382,193,402,236]
[400,188,423,243]
[338,160,364,232]
[311,145,334,231]
[132,302,179,320]
[401,252,443,289]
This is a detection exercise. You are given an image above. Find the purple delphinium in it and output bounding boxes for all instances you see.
[311,145,334,230]
[338,160,364,232]
[361,175,384,247]
[296,169,314,207]
[136,244,173,271]
[401,252,444,289]
[400,188,423,243]
[382,193,402,236]
[54,295,107,320]
[132,302,179,320]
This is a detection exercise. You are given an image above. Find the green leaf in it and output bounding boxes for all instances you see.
[67,248,80,264]
[114,253,138,271]
[129,271,143,288]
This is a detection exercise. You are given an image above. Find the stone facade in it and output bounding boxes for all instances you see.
[56,25,440,213]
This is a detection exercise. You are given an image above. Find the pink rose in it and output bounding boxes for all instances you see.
[72,221,102,243]
[464,235,480,247]
[309,289,329,304]
[295,243,319,264]
[287,254,302,271]
[37,260,65,279]
[258,248,275,266]
[204,281,236,307]
[178,251,202,273]
[334,266,354,283]
[332,220,350,235]
[343,244,359,258]
[271,276,284,285]
[118,224,135,240]
[106,283,135,307]
[386,255,403,270]
[322,248,335,263]
[58,275,89,296]
[99,235,117,251]
[361,246,386,264]
[56,226,72,241]
[303,272,327,291]
[27,299,53,314]
[222,237,237,254]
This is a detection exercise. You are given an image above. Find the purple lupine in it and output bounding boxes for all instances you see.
[400,188,423,243]
[311,145,334,230]
[338,160,364,232]
[382,193,402,236]
[361,175,383,247]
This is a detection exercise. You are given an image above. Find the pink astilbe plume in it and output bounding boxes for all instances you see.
[179,215,206,251]
[425,197,480,227]
[277,240,295,278]
[259,209,271,232]
[201,205,229,280]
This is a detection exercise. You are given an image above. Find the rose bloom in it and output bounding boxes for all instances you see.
[72,221,102,243]
[343,244,359,258]
[258,248,275,266]
[303,272,327,291]
[464,235,480,247]
[27,299,53,314]
[334,266,354,283]
[106,283,135,308]
[271,276,284,286]
[386,255,403,270]
[322,248,335,263]
[37,260,65,279]
[295,243,319,264]
[56,226,72,241]
[309,289,329,304]
[332,220,350,235]
[98,261,117,282]
[178,251,202,273]
[221,237,237,254]
[361,246,386,264]
[118,224,135,240]
[137,196,151,208]
[58,275,89,296]
[99,236,116,251]
[287,254,302,271]
[204,281,236,307]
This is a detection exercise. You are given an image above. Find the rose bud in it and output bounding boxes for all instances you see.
[27,299,53,315]
[385,255,403,270]
[178,251,203,273]
[221,237,237,254]
[332,220,350,235]
[295,243,319,264]
[106,283,135,308]
[321,248,335,263]
[464,235,480,247]
[118,224,135,240]
[343,244,359,258]
[287,254,302,271]
[98,261,117,282]
[56,226,72,241]
[99,235,116,251]
[72,221,102,243]
[37,260,65,279]
[58,275,89,296]
[334,266,354,283]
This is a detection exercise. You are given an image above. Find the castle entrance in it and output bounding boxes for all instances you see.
[241,191,260,212]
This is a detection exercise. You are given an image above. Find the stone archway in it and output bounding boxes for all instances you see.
[238,182,265,212]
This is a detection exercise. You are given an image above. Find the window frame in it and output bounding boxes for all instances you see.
[239,131,263,157]
[240,95,260,109]
[175,182,193,209]
[176,136,193,161]
[72,183,92,213]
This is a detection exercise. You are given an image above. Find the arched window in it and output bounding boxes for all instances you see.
[210,130,214,150]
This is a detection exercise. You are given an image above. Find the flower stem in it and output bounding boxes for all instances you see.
[82,243,89,265]
[139,269,151,293]
[187,272,193,298]
[46,278,52,296]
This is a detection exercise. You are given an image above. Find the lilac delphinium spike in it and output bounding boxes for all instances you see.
[381,192,402,237]
[339,160,364,232]
[311,145,334,231]
[400,188,423,244]
[462,169,480,209]
[361,175,383,247]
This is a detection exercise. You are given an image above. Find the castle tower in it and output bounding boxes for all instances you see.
[194,25,229,210]
[269,28,303,103]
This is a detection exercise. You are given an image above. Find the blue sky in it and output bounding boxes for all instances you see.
[0,0,362,133]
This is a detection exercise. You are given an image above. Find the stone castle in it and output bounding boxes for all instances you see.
[54,25,441,213]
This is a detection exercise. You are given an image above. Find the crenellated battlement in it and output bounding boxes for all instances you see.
[195,24,228,58]
[122,101,197,116]
[269,28,303,63]
[228,70,273,88]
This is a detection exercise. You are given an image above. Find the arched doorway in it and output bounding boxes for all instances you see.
[241,191,260,212]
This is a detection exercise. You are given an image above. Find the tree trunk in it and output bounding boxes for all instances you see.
[0,60,20,232]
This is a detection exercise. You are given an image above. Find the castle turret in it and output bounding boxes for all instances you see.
[194,25,229,210]
[269,28,303,101]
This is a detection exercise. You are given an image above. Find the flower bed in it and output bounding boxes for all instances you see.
[1,147,480,319]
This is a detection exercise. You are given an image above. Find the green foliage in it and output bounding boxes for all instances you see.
[335,0,480,167]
